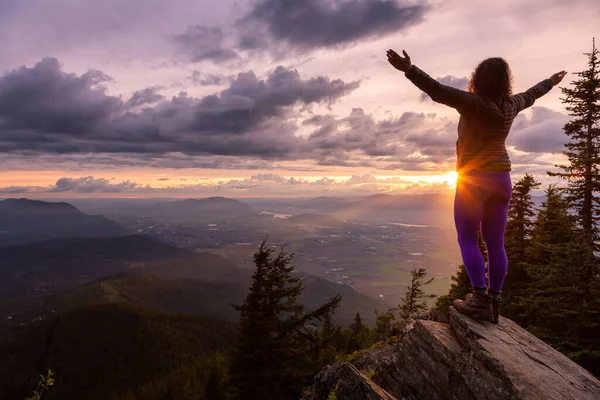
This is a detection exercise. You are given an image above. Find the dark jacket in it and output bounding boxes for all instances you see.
[405,65,553,173]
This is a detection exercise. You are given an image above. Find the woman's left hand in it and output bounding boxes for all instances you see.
[387,49,412,73]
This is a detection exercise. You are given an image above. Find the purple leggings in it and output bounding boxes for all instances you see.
[454,171,512,292]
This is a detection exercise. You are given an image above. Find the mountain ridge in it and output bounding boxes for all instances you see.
[0,198,127,247]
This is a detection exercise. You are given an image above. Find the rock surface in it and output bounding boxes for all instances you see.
[300,363,396,400]
[301,308,600,400]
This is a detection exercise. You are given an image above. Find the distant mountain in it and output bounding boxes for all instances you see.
[0,235,244,301]
[0,267,386,329]
[0,234,385,325]
[0,272,387,399]
[141,197,258,221]
[0,272,246,330]
[296,196,352,212]
[0,198,127,247]
[297,272,389,325]
[287,213,344,226]
[0,302,236,400]
[297,193,455,227]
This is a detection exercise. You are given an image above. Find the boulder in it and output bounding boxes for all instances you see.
[301,308,600,400]
[300,363,396,400]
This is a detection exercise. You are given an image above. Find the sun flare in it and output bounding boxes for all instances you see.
[444,171,459,186]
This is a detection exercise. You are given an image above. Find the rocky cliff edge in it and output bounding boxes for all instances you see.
[301,307,600,400]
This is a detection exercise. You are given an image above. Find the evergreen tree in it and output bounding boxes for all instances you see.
[501,175,541,319]
[350,312,365,336]
[548,38,600,268]
[435,264,471,312]
[528,185,581,268]
[204,366,227,400]
[300,307,343,369]
[373,309,403,341]
[505,174,541,263]
[346,312,370,353]
[231,240,341,400]
[514,186,590,356]
[398,268,436,319]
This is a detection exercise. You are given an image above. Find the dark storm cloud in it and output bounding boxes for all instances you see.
[420,75,468,102]
[49,176,140,193]
[173,25,239,62]
[0,177,141,194]
[303,108,458,170]
[306,108,445,157]
[237,0,429,52]
[0,57,121,137]
[0,57,359,160]
[125,87,165,108]
[0,56,567,171]
[185,66,360,136]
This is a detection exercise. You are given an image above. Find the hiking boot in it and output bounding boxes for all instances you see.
[453,292,494,322]
[465,291,502,324]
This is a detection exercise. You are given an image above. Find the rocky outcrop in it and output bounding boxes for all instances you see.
[301,308,600,400]
[300,363,396,400]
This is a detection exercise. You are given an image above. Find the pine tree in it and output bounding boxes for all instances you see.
[528,185,582,269]
[231,240,341,400]
[501,174,541,319]
[548,38,600,268]
[505,174,541,263]
[435,264,471,312]
[204,366,227,400]
[541,39,600,375]
[373,309,402,341]
[346,312,369,353]
[515,186,586,348]
[300,307,343,368]
[398,268,436,319]
[350,312,365,336]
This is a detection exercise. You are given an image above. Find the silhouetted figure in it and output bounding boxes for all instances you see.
[387,49,567,323]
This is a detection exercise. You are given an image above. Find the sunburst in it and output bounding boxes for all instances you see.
[444,171,459,187]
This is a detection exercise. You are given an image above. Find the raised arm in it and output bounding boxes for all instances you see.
[512,80,553,112]
[387,49,477,114]
[512,71,566,113]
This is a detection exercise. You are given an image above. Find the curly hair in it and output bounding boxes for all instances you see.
[467,57,513,99]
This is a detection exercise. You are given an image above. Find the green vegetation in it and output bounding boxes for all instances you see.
[25,370,54,400]
[231,240,342,399]
[2,238,437,399]
[398,268,436,319]
[436,265,471,312]
[1,304,237,400]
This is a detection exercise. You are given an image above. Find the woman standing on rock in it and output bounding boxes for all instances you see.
[387,49,566,323]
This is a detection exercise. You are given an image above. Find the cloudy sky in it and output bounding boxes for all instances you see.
[0,0,597,198]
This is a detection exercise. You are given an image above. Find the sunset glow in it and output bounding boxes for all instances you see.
[0,0,596,198]
[445,171,459,187]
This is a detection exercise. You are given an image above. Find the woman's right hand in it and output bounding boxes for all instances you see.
[550,71,567,86]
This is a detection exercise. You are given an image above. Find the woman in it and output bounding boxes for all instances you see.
[387,49,567,323]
